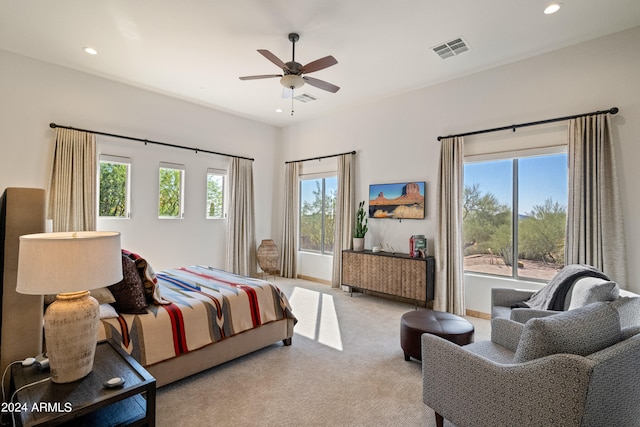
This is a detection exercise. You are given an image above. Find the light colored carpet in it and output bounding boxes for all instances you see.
[156,278,490,427]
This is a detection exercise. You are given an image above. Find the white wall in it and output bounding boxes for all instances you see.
[281,27,640,312]
[0,50,280,271]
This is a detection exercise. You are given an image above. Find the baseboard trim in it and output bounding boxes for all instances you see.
[296,275,332,286]
[466,309,491,320]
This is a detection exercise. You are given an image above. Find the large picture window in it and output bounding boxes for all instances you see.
[463,151,567,281]
[98,155,130,218]
[158,162,185,219]
[299,176,337,254]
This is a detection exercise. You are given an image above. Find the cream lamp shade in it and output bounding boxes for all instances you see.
[16,231,123,383]
[16,231,123,295]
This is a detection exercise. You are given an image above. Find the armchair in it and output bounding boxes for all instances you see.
[422,301,640,427]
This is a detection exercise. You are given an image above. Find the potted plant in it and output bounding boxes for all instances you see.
[353,201,368,251]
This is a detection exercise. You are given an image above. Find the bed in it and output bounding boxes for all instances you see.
[0,187,296,387]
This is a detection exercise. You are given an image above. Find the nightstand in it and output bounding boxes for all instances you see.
[10,339,156,426]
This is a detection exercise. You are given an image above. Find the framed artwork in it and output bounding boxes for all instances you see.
[368,181,425,219]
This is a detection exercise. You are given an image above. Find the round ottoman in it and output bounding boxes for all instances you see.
[400,309,474,361]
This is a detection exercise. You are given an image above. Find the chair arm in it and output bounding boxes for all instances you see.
[422,333,594,427]
[510,308,561,323]
[490,317,523,352]
[491,288,536,309]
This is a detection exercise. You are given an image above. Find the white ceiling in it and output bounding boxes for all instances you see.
[1,1,639,127]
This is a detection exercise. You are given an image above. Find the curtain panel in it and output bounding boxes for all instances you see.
[435,137,465,315]
[331,153,355,288]
[280,162,299,278]
[566,113,627,285]
[48,128,96,232]
[226,158,257,277]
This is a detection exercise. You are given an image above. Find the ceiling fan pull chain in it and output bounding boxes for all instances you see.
[291,89,295,115]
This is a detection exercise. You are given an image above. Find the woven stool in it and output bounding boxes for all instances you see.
[400,309,474,361]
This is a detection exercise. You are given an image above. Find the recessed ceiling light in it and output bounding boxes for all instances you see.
[83,47,98,55]
[275,108,283,113]
[544,3,561,14]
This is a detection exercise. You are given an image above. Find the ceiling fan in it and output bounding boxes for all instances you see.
[239,33,340,95]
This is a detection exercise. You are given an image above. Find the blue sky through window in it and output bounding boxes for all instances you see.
[464,153,567,214]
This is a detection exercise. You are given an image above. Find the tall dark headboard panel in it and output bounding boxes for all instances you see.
[0,188,45,375]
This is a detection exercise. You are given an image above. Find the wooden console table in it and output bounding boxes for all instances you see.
[342,250,435,304]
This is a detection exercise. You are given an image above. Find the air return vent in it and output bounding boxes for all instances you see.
[432,37,470,59]
[294,93,317,103]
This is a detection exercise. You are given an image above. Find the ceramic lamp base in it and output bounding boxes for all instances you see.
[44,291,99,383]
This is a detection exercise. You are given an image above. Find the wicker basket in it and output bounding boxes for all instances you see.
[257,239,279,275]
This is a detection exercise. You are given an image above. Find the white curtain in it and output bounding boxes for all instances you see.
[280,162,299,278]
[566,113,627,285]
[226,157,257,277]
[48,128,96,232]
[331,153,355,288]
[435,137,465,315]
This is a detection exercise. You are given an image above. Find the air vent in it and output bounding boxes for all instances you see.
[432,37,470,60]
[294,93,317,103]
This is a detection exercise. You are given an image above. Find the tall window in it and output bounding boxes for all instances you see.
[98,155,130,218]
[463,151,567,281]
[206,168,226,219]
[158,162,185,219]
[299,176,337,254]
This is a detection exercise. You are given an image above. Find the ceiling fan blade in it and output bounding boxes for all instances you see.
[257,49,291,71]
[239,74,282,80]
[303,76,340,93]
[300,55,338,74]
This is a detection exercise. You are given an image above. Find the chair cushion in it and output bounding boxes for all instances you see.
[514,302,621,363]
[565,277,619,310]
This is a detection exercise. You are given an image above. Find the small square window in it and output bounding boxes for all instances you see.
[158,162,185,219]
[98,155,131,218]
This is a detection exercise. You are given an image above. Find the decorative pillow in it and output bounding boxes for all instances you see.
[565,277,620,310]
[514,302,621,363]
[122,249,169,304]
[108,255,148,314]
[90,287,116,305]
[99,303,119,319]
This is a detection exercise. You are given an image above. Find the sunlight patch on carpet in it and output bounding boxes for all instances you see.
[289,287,343,350]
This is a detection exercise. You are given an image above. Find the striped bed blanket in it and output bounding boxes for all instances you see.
[98,265,296,366]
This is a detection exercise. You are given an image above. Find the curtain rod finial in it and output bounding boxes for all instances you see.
[49,123,57,128]
[610,107,619,114]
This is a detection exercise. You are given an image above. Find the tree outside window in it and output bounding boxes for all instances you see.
[98,155,130,218]
[299,176,337,254]
[463,153,567,281]
[158,163,184,218]
[206,169,226,219]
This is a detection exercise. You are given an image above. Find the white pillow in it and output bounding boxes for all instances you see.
[99,303,119,319]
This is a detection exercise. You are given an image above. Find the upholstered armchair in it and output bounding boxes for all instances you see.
[422,301,640,427]
[491,273,628,323]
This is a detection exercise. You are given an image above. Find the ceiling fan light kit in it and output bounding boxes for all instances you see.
[240,32,340,115]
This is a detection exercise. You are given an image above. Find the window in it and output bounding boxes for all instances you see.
[206,168,226,219]
[463,151,567,281]
[158,162,185,218]
[299,176,337,254]
[98,155,130,218]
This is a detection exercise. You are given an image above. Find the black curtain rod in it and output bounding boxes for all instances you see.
[285,150,356,164]
[49,123,254,161]
[437,107,619,141]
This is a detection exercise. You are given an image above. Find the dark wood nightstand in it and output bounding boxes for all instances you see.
[10,339,156,426]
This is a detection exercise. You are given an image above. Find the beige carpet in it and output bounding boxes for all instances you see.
[156,277,490,427]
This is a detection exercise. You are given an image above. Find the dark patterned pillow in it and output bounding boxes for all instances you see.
[122,249,169,304]
[108,255,148,314]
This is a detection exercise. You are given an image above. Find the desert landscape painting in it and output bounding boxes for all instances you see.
[369,182,425,219]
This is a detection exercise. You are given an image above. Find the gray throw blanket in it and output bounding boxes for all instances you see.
[514,264,610,311]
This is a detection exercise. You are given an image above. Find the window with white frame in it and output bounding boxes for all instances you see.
[299,175,337,254]
[158,162,185,219]
[206,168,226,219]
[98,154,131,218]
[463,148,567,281]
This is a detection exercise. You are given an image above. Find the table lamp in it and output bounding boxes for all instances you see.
[16,231,122,383]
